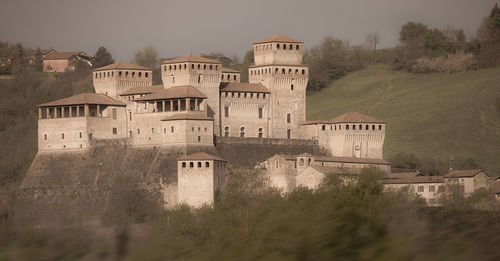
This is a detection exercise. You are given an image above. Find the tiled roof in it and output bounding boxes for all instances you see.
[93,62,152,71]
[178,152,226,162]
[328,112,385,124]
[310,165,339,175]
[119,85,164,96]
[161,113,214,121]
[301,120,330,125]
[161,54,221,64]
[134,86,207,101]
[37,93,125,107]
[445,169,486,178]
[254,35,303,44]
[383,176,444,184]
[221,67,240,73]
[385,172,424,180]
[314,156,390,165]
[220,82,270,93]
[44,51,87,60]
[249,64,308,68]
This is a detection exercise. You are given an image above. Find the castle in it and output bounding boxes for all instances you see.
[34,35,390,207]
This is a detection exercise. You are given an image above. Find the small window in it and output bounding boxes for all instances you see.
[291,84,294,91]
[79,132,82,138]
[189,162,194,168]
[198,136,201,142]
[224,127,229,137]
[61,133,64,140]
[205,162,209,167]
[302,69,305,75]
[198,162,202,168]
[182,162,186,168]
[365,125,369,130]
[171,126,174,133]
[258,108,263,119]
[152,128,154,134]
[224,106,229,117]
[258,128,263,138]
[287,114,291,123]
[418,186,424,192]
[346,125,350,130]
[240,127,245,137]
[372,125,375,130]
[233,75,236,80]
[164,128,166,134]
[287,129,291,139]
[379,125,382,130]
[137,129,140,134]
[129,131,132,137]
[322,125,326,131]
[44,134,47,140]
[145,72,149,78]
[112,128,117,134]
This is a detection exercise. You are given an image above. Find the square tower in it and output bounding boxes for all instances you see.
[177,152,227,208]
[249,35,308,139]
[161,55,223,135]
[93,62,153,99]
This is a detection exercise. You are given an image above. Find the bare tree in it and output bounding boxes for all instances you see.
[134,46,158,69]
[365,32,380,62]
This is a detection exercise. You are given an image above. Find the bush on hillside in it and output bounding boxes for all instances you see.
[411,52,477,73]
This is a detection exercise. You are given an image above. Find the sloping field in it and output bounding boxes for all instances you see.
[307,64,500,174]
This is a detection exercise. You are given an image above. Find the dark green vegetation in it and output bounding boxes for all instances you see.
[307,64,500,175]
[3,167,500,260]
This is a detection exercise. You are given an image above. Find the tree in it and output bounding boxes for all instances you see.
[423,28,451,58]
[476,4,500,67]
[33,47,43,72]
[134,46,158,69]
[365,32,380,62]
[93,47,114,69]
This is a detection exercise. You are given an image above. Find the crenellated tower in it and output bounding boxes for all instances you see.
[249,35,308,139]
[93,62,152,99]
[161,55,223,135]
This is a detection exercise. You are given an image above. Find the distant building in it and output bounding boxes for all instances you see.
[444,169,490,196]
[43,51,91,72]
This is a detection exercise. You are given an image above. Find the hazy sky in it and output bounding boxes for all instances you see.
[0,0,497,61]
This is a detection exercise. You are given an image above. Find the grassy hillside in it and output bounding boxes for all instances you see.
[307,64,500,174]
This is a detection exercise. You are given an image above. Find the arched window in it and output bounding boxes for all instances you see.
[346,125,350,130]
[95,73,98,79]
[169,65,172,70]
[119,71,122,77]
[126,71,129,77]
[205,162,210,167]
[275,68,279,73]
[322,125,326,131]
[289,44,293,50]
[215,65,218,70]
[227,74,230,80]
[182,162,186,168]
[174,65,176,70]
[282,68,285,74]
[289,69,292,74]
[240,127,245,137]
[353,125,356,130]
[365,125,369,130]
[233,75,236,80]
[283,44,287,50]
[197,162,202,168]
[112,71,114,77]
[184,64,186,69]
[203,64,206,70]
[287,113,291,123]
[302,69,305,75]
[224,127,229,137]
[197,64,201,69]
[107,71,110,77]
[221,74,224,80]
[379,125,382,130]
[191,64,195,69]
[277,44,280,49]
[372,125,375,130]
[197,75,201,83]
[189,162,194,168]
[138,72,142,77]
[308,158,311,166]
[295,69,298,74]
[296,45,300,50]
[359,124,362,130]
[300,158,304,166]
[132,72,135,77]
[209,65,212,70]
[145,72,148,78]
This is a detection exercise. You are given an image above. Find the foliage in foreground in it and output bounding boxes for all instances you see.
[127,168,500,261]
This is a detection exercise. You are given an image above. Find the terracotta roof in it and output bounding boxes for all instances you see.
[490,181,500,194]
[254,35,303,44]
[44,51,87,60]
[94,62,151,71]
[221,67,240,73]
[161,54,221,64]
[178,152,226,162]
[445,169,486,178]
[310,165,339,175]
[134,86,207,101]
[220,82,270,93]
[119,85,164,96]
[328,112,385,124]
[383,176,444,184]
[37,93,125,107]
[314,156,390,165]
[249,64,308,68]
[297,153,315,157]
[161,113,214,121]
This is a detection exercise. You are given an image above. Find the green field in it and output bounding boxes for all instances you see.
[307,64,500,174]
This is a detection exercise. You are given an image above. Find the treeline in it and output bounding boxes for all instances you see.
[2,167,500,260]
[390,152,482,176]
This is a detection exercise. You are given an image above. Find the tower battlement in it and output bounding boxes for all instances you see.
[253,35,304,66]
[93,62,152,99]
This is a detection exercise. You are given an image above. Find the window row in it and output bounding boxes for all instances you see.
[250,68,306,76]
[162,63,219,72]
[416,185,445,193]
[321,124,384,131]
[224,127,264,138]
[222,92,266,99]
[43,128,118,141]
[222,74,237,81]
[132,126,207,135]
[95,71,149,79]
[255,43,301,51]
